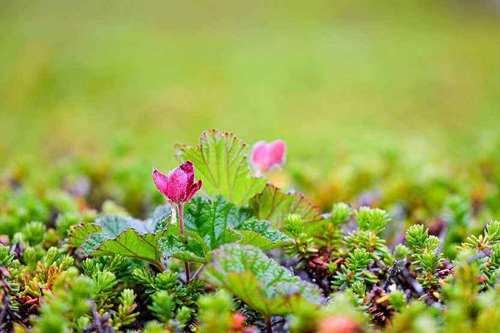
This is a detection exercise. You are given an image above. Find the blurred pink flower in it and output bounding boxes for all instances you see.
[318,316,359,333]
[251,140,286,173]
[152,161,202,204]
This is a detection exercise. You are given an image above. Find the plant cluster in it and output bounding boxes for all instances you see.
[3,130,500,332]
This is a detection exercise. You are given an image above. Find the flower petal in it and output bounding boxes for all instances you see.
[268,140,286,167]
[152,168,169,196]
[185,180,202,202]
[251,141,270,171]
[251,140,286,172]
[166,165,189,202]
[152,161,201,204]
[179,160,195,188]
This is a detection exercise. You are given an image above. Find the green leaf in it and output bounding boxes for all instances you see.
[183,196,289,251]
[69,211,172,269]
[158,196,290,263]
[96,215,153,236]
[183,196,252,249]
[205,244,324,318]
[82,232,109,254]
[151,204,173,232]
[159,233,207,263]
[69,223,102,248]
[92,229,168,266]
[175,129,267,205]
[250,184,323,228]
[236,219,291,251]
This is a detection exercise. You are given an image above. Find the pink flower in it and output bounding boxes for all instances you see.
[152,161,202,204]
[152,161,202,281]
[251,140,286,173]
[318,316,359,333]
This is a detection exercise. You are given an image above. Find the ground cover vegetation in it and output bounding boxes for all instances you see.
[3,129,500,332]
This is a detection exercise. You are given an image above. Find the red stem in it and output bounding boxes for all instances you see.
[177,203,190,283]
[266,317,273,333]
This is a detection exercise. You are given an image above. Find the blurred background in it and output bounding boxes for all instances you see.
[1,0,500,214]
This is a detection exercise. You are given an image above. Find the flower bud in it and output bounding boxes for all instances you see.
[251,140,286,173]
[152,161,202,204]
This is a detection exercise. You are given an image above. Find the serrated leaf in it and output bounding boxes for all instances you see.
[68,223,103,248]
[158,196,288,262]
[236,219,291,251]
[81,232,109,255]
[97,215,152,236]
[235,230,287,252]
[92,228,168,266]
[238,219,290,242]
[250,184,323,228]
[69,210,173,269]
[205,244,324,318]
[159,233,207,263]
[175,129,267,205]
[151,204,173,232]
[183,196,252,249]
[183,196,289,251]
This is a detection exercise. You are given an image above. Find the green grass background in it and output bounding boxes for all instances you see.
[1,0,500,170]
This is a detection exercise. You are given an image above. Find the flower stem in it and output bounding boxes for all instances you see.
[191,264,205,280]
[177,203,190,283]
[265,317,273,333]
[177,203,186,235]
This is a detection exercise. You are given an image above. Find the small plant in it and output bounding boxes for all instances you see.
[205,244,324,332]
[6,129,500,332]
[153,161,203,282]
